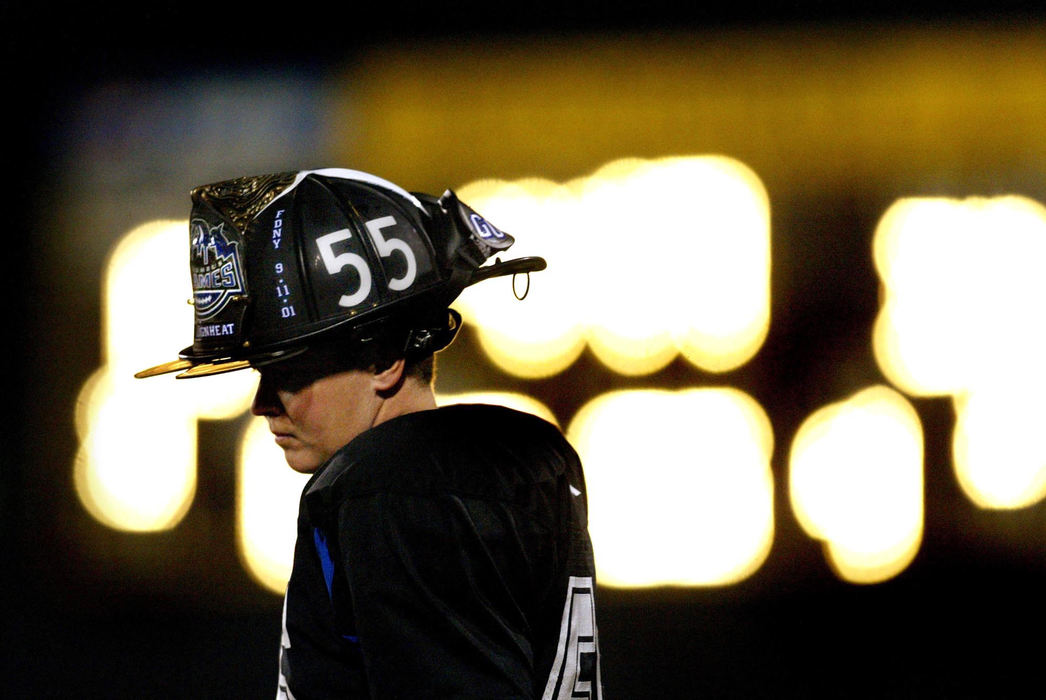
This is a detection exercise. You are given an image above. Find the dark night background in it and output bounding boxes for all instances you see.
[5,2,1046,697]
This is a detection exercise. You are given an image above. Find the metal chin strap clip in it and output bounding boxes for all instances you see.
[469,255,547,301]
[512,271,532,300]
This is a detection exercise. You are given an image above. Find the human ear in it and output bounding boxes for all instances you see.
[372,357,406,393]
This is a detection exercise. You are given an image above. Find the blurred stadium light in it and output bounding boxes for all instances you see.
[873,196,1046,509]
[55,23,1046,602]
[78,155,775,589]
[454,156,771,376]
[789,385,924,583]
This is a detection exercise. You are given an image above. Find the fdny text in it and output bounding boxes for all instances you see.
[273,209,285,250]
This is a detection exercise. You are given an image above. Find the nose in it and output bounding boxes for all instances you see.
[251,372,284,417]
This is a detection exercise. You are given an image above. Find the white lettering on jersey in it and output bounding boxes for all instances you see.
[542,576,602,700]
[276,594,297,700]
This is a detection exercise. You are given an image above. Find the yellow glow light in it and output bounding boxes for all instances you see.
[567,388,774,588]
[105,219,256,419]
[873,195,1046,396]
[105,220,189,375]
[75,220,256,533]
[237,417,311,594]
[873,195,1046,510]
[953,383,1046,509]
[789,386,923,584]
[456,156,771,377]
[654,157,772,372]
[576,158,685,376]
[456,179,589,378]
[74,369,197,531]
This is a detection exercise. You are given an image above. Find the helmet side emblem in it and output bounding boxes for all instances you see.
[190,218,246,321]
[468,212,507,242]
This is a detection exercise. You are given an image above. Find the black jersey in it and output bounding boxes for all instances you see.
[277,403,602,699]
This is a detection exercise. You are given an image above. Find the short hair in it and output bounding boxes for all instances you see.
[406,354,436,385]
[319,325,437,385]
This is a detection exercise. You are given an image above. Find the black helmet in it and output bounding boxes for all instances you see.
[135,168,544,379]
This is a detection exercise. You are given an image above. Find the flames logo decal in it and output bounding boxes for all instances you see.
[190,218,245,320]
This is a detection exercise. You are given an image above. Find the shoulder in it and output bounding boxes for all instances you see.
[307,403,576,507]
[357,402,568,458]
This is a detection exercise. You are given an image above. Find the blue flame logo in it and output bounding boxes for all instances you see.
[190,218,245,320]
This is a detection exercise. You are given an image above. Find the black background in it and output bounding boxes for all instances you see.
[6,3,1046,697]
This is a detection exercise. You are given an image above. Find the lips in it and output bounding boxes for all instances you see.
[273,433,296,447]
[267,421,297,446]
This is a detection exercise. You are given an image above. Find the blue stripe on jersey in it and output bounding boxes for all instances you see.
[312,527,336,596]
[312,526,359,643]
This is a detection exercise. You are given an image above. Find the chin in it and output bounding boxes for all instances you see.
[286,459,322,474]
[282,449,324,474]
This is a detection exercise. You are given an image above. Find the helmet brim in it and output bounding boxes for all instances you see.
[134,304,466,380]
[134,346,308,379]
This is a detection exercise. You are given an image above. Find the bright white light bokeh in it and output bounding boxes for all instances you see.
[74,368,199,531]
[456,156,771,377]
[873,195,1046,509]
[74,220,255,532]
[567,388,775,587]
[873,196,1046,395]
[952,382,1046,509]
[238,416,312,593]
[104,219,257,418]
[789,385,923,584]
[454,178,590,378]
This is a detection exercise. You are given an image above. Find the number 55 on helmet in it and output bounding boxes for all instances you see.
[135,168,545,379]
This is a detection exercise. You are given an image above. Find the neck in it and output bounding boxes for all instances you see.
[373,377,437,428]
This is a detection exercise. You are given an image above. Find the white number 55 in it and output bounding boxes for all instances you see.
[316,215,417,308]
